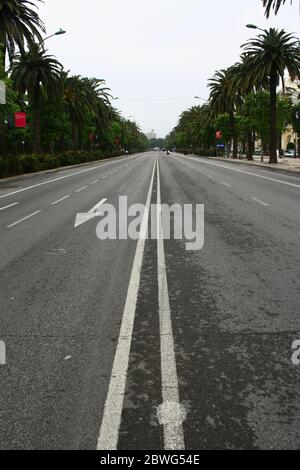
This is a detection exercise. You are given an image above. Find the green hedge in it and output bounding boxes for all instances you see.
[0,150,123,178]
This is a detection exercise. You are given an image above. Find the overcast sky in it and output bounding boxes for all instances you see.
[39,0,299,137]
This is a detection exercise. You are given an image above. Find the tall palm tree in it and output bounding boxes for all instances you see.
[242,28,300,163]
[11,44,62,153]
[0,0,45,66]
[208,68,243,159]
[263,0,294,17]
[62,73,111,149]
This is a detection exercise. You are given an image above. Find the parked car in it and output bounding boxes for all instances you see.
[284,149,297,158]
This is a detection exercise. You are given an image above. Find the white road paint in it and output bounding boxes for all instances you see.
[0,155,139,200]
[222,182,231,188]
[176,155,300,189]
[7,210,41,228]
[51,195,70,206]
[90,180,99,185]
[75,186,88,193]
[101,175,108,179]
[0,202,19,211]
[74,198,107,228]
[156,158,185,450]
[97,160,157,450]
[251,197,269,207]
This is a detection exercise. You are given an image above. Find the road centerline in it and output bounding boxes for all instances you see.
[97,160,157,451]
[156,158,185,450]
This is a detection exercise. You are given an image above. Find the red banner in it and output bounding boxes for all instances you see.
[15,112,27,128]
[216,130,222,140]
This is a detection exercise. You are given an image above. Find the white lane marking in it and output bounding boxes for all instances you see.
[101,175,108,179]
[207,174,213,179]
[0,202,19,211]
[75,186,88,193]
[176,155,300,189]
[90,180,99,185]
[156,159,185,450]
[222,182,231,188]
[97,160,157,451]
[0,155,139,200]
[7,210,41,228]
[51,195,70,206]
[251,197,269,207]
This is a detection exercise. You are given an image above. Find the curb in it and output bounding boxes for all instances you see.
[0,153,133,184]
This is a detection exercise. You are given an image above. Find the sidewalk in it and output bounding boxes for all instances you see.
[191,155,300,175]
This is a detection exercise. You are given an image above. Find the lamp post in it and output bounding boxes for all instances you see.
[43,29,66,43]
[246,24,266,33]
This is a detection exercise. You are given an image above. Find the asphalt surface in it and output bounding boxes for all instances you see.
[0,152,300,450]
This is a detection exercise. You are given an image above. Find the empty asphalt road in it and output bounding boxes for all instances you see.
[0,152,300,450]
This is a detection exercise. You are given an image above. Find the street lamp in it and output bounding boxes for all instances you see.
[43,28,66,42]
[246,24,266,33]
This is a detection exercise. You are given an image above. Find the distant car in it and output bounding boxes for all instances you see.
[284,149,296,158]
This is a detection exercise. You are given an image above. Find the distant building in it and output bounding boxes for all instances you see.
[146,129,157,141]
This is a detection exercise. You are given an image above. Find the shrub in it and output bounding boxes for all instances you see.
[287,142,296,150]
[19,155,41,174]
[0,149,118,179]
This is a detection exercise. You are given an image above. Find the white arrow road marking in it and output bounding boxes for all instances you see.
[74,198,107,228]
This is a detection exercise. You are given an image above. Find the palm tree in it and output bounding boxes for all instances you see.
[11,44,62,153]
[62,73,111,149]
[242,28,300,163]
[0,0,45,66]
[208,68,243,159]
[263,0,293,17]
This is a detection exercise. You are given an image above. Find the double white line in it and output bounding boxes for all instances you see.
[97,158,184,450]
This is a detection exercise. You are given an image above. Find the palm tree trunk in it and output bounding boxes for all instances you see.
[0,32,6,69]
[72,124,79,149]
[32,108,42,154]
[269,66,278,164]
[246,130,254,161]
[229,112,238,159]
[32,90,42,154]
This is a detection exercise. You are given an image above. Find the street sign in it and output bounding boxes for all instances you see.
[0,80,6,104]
[15,112,27,128]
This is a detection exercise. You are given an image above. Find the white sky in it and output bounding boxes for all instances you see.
[39,0,300,137]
